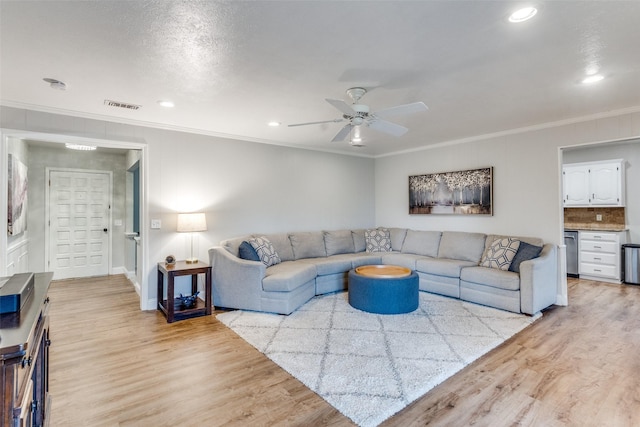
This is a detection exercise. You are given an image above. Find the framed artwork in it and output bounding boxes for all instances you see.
[409,167,493,215]
[8,154,28,235]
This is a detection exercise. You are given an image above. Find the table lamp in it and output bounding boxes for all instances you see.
[177,212,207,263]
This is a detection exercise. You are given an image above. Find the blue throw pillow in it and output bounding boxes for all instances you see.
[509,242,543,273]
[238,241,260,262]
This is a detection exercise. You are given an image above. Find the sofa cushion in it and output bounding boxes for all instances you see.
[460,266,521,291]
[238,241,260,261]
[381,253,425,270]
[290,231,326,259]
[324,230,356,256]
[438,231,486,262]
[351,253,383,267]
[416,257,478,277]
[248,236,282,267]
[401,230,442,257]
[263,233,295,261]
[480,237,521,271]
[365,228,392,252]
[509,241,543,273]
[263,261,317,292]
[223,235,253,257]
[352,229,367,252]
[299,256,353,276]
[388,228,408,251]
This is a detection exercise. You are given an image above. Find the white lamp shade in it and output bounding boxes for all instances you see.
[177,213,207,232]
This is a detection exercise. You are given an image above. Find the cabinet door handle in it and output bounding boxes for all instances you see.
[21,356,32,368]
[594,246,601,249]
[594,257,601,260]
[594,269,602,272]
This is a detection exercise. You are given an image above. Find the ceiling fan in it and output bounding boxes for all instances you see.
[288,87,428,145]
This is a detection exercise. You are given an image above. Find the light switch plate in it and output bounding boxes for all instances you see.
[151,219,162,229]
[596,214,602,221]
[114,219,123,227]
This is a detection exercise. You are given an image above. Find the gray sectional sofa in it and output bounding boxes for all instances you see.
[208,228,558,316]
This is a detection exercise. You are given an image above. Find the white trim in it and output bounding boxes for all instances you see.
[0,132,8,276]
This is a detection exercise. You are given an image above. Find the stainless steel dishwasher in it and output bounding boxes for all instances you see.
[564,230,579,277]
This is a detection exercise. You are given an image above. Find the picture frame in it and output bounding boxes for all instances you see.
[8,154,28,235]
[409,167,493,215]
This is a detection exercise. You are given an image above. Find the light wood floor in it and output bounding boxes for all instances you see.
[47,276,640,426]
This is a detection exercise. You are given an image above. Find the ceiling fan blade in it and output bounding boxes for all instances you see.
[331,124,353,142]
[288,118,344,127]
[373,101,428,118]
[325,98,355,116]
[368,119,408,137]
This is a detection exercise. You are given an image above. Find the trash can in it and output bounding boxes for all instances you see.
[622,244,640,285]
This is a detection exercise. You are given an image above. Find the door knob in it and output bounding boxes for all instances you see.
[103,228,108,233]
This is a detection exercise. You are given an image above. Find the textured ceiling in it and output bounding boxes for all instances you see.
[1,1,640,156]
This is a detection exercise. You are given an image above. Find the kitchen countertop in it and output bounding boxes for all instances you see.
[564,223,628,232]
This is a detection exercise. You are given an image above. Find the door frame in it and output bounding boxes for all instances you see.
[44,167,113,278]
[1,129,150,310]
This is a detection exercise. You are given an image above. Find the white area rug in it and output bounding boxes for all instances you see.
[217,292,539,427]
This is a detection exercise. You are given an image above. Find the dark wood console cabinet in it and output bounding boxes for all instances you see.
[1,273,53,427]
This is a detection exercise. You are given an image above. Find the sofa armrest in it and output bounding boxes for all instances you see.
[208,246,267,311]
[519,243,558,315]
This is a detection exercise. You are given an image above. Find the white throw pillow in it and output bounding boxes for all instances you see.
[480,237,521,271]
[248,236,281,267]
[365,228,392,253]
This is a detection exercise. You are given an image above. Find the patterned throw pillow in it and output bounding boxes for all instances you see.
[480,237,521,271]
[248,236,281,267]
[365,228,392,253]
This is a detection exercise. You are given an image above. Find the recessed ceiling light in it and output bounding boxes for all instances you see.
[582,74,605,84]
[157,100,175,108]
[65,143,97,151]
[267,121,281,127]
[43,77,66,90]
[508,7,538,23]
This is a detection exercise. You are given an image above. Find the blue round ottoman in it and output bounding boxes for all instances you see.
[348,265,419,314]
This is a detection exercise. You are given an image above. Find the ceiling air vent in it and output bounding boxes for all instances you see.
[104,99,141,110]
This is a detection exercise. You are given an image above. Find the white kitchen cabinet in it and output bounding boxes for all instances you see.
[579,231,627,283]
[562,159,625,207]
[562,164,590,206]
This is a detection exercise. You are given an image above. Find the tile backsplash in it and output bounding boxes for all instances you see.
[564,207,625,229]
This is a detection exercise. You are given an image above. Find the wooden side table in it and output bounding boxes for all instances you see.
[157,261,212,323]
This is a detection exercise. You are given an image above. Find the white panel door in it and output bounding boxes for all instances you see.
[48,170,110,279]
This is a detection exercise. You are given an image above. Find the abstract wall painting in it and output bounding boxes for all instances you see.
[8,154,28,235]
[409,167,493,215]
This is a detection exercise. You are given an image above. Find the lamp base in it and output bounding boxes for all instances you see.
[185,258,198,264]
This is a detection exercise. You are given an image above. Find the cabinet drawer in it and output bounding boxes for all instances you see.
[580,263,618,278]
[581,252,617,265]
[580,240,618,253]
[580,232,618,242]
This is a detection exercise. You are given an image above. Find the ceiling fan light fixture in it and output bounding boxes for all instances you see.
[508,6,538,23]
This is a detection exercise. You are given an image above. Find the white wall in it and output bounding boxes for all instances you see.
[1,106,375,309]
[563,139,640,242]
[375,112,640,246]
